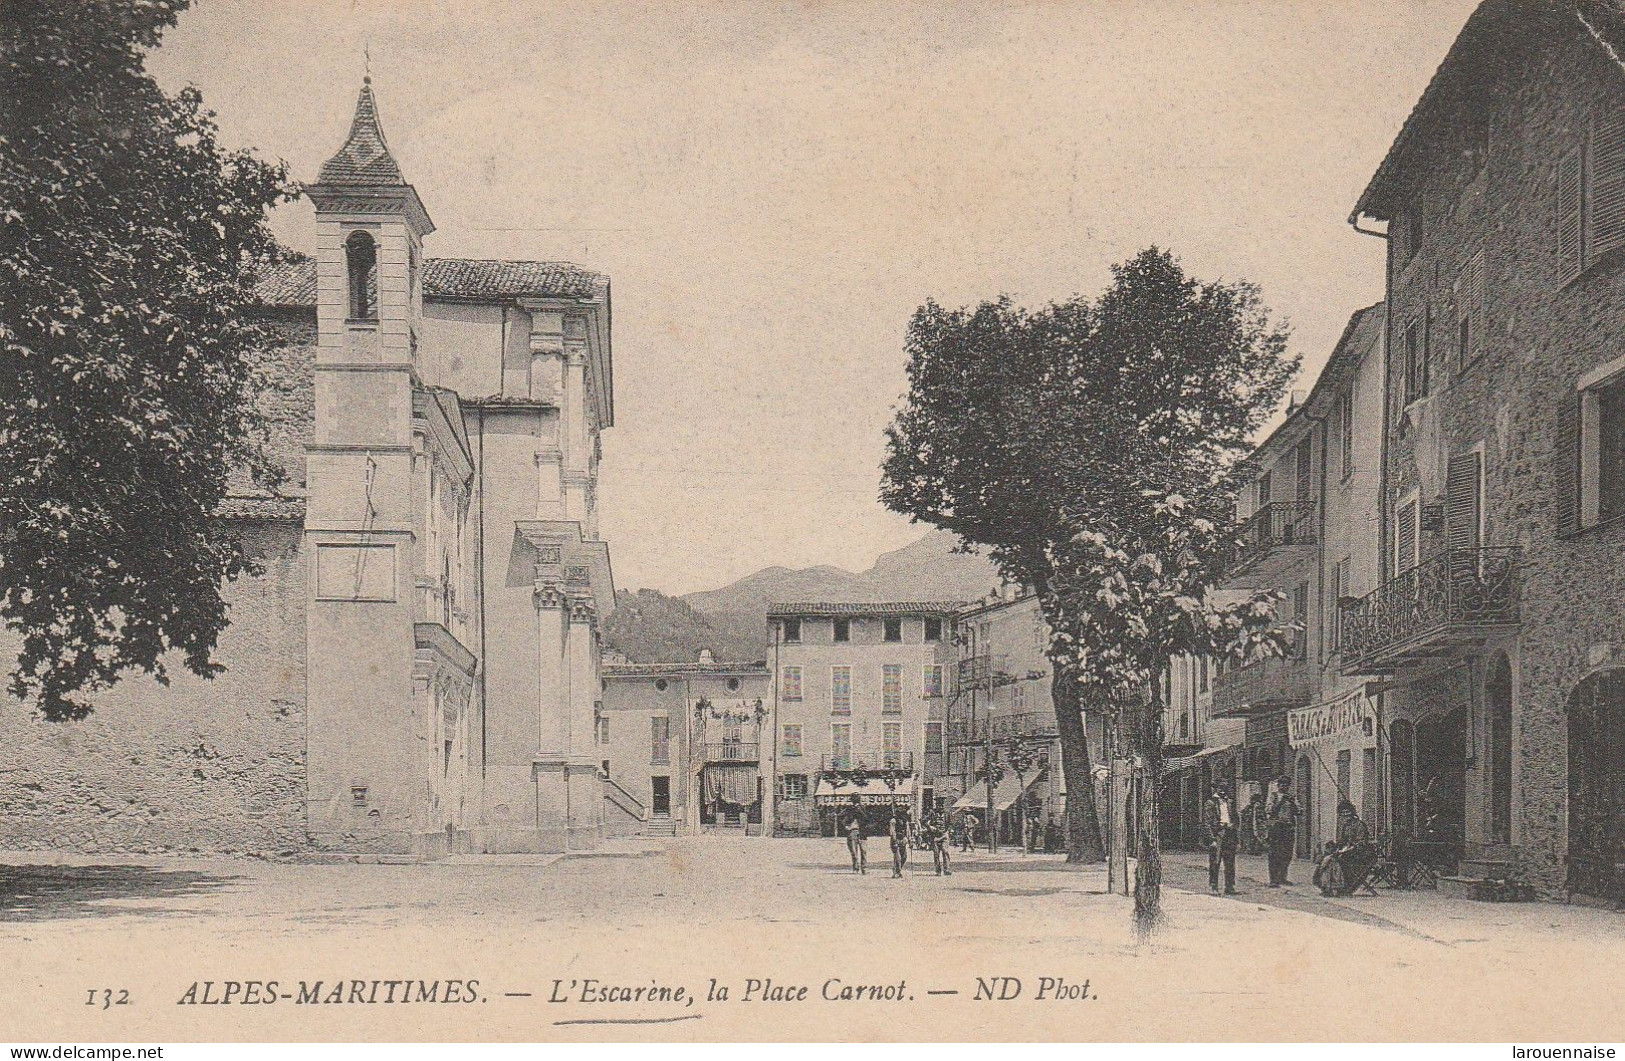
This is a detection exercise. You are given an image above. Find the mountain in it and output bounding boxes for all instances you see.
[600,589,763,665]
[601,530,1002,663]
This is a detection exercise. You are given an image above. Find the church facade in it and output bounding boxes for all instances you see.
[0,81,617,858]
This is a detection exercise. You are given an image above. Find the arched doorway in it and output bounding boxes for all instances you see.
[1295,754,1313,858]
[1567,669,1625,898]
[1487,654,1514,845]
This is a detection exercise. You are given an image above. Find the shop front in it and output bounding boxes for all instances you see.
[814,775,916,836]
[1287,688,1378,857]
[701,763,762,832]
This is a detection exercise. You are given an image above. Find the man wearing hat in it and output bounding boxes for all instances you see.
[1204,779,1240,895]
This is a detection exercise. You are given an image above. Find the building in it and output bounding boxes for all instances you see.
[767,602,960,836]
[1159,304,1386,863]
[600,652,772,836]
[948,590,1097,847]
[1344,0,1625,895]
[0,80,617,858]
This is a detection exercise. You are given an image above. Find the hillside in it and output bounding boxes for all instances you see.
[602,530,1001,663]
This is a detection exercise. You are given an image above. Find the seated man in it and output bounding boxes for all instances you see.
[1314,800,1378,896]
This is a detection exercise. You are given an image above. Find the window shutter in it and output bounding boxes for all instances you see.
[1295,438,1313,501]
[1397,500,1418,573]
[1592,110,1625,260]
[1557,390,1583,537]
[1558,147,1584,278]
[1445,451,1482,554]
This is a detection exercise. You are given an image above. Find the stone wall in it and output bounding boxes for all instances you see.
[1379,15,1625,887]
[0,519,310,854]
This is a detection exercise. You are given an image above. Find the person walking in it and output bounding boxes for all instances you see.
[960,812,979,853]
[1265,776,1300,887]
[844,811,867,874]
[924,810,952,875]
[1205,781,1240,895]
[888,810,909,878]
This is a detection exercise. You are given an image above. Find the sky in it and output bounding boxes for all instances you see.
[146,0,1480,596]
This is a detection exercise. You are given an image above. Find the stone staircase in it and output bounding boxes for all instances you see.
[646,814,678,837]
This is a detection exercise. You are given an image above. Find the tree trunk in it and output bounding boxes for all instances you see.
[1050,653,1106,863]
[1133,690,1165,936]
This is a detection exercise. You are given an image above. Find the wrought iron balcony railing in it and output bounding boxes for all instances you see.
[1233,500,1317,569]
[821,752,915,773]
[705,742,760,763]
[947,712,1059,745]
[1211,655,1314,718]
[1339,547,1521,673]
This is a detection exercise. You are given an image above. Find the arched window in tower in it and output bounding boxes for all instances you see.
[346,230,378,321]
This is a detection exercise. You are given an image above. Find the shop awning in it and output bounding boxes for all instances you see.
[1162,746,1229,774]
[814,776,916,806]
[702,764,760,806]
[952,772,1043,813]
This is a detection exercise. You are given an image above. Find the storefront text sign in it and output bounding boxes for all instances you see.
[1288,691,1372,747]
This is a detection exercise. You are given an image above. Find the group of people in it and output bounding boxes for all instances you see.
[1204,776,1378,898]
[843,808,953,878]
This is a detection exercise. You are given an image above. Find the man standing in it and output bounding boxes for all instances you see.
[888,810,909,878]
[960,812,979,853]
[1266,776,1300,888]
[844,811,867,874]
[1205,781,1240,895]
[924,810,952,875]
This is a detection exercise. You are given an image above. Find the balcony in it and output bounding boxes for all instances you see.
[1210,655,1314,718]
[1340,547,1521,674]
[956,654,1015,692]
[821,752,915,773]
[1232,501,1316,572]
[948,712,1059,745]
[705,742,759,763]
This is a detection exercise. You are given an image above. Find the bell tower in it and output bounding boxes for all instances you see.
[302,79,439,853]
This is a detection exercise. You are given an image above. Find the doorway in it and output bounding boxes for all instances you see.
[1567,669,1625,897]
[651,776,671,817]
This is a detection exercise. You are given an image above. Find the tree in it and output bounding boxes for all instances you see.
[1046,496,1291,933]
[0,2,296,720]
[882,247,1298,871]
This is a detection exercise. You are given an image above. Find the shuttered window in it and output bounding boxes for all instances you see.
[1397,499,1419,574]
[1404,315,1429,405]
[1257,471,1271,507]
[1445,451,1483,554]
[1295,438,1313,501]
[1327,560,1345,652]
[1592,110,1625,261]
[1456,250,1486,370]
[1558,147,1584,280]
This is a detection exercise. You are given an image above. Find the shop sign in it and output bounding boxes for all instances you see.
[1287,690,1373,747]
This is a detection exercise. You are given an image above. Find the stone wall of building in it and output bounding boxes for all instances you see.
[1379,16,1625,886]
[0,519,310,854]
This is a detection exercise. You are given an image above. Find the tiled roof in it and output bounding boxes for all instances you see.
[254,257,317,307]
[1354,1,1624,222]
[767,601,965,617]
[253,257,606,308]
[317,79,405,186]
[602,662,770,677]
[424,258,605,301]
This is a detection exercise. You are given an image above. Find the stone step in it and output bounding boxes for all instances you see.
[1439,875,1536,902]
[1459,858,1515,880]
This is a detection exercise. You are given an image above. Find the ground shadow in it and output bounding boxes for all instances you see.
[0,863,244,923]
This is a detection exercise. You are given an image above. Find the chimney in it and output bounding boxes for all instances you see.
[1286,389,1308,415]
[698,648,715,664]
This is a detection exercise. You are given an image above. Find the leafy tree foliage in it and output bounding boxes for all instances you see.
[0,2,295,719]
[882,248,1299,873]
[1045,495,1291,931]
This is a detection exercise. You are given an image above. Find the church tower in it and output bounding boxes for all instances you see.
[301,80,466,855]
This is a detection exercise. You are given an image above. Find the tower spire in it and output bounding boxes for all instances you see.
[317,77,404,186]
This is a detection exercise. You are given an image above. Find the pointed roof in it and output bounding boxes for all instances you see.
[317,77,405,186]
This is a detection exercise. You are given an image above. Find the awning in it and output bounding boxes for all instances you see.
[702,764,759,806]
[814,776,916,806]
[1162,746,1229,774]
[952,772,1043,813]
